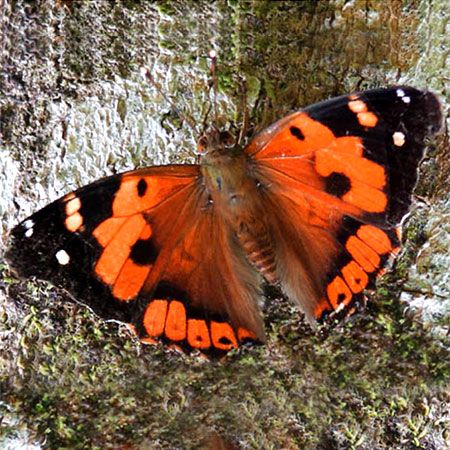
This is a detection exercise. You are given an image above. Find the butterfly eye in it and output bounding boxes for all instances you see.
[220,131,235,147]
[197,135,209,154]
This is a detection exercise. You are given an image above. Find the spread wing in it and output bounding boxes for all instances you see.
[245,86,443,322]
[7,164,263,354]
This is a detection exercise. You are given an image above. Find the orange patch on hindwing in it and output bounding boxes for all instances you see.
[357,225,392,254]
[314,298,333,320]
[187,319,211,349]
[139,298,254,352]
[345,235,381,273]
[344,224,397,274]
[165,300,187,341]
[210,321,238,350]
[237,327,257,342]
[326,275,352,308]
[341,260,369,293]
[143,300,168,337]
[327,223,399,314]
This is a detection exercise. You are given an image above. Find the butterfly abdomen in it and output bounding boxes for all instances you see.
[236,220,277,284]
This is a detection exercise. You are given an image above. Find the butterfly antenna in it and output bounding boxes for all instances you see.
[237,76,249,146]
[208,50,219,127]
[200,102,212,135]
[140,66,198,134]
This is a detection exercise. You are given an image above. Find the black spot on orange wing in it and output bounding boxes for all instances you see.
[219,335,233,345]
[129,238,159,266]
[137,178,148,197]
[324,172,351,198]
[290,125,305,140]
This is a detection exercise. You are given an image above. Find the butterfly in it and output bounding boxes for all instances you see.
[6,84,442,356]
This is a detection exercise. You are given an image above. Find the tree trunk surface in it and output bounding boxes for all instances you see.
[0,1,448,449]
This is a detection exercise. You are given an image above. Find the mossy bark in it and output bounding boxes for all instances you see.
[1,1,448,449]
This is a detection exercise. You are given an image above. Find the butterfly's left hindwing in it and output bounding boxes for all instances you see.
[246,86,442,322]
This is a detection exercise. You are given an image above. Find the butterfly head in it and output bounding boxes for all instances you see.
[197,126,236,156]
[198,126,247,197]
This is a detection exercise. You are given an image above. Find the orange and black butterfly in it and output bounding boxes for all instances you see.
[6,83,442,355]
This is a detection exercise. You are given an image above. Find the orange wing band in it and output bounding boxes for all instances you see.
[140,299,254,353]
[321,225,399,317]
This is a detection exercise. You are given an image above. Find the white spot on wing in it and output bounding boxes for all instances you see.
[393,131,406,147]
[55,249,70,265]
[23,219,34,237]
[402,96,411,104]
[396,88,405,97]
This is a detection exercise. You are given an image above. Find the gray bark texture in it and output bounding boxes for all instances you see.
[0,1,448,449]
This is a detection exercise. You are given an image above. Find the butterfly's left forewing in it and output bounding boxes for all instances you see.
[7,165,200,322]
[246,86,442,322]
